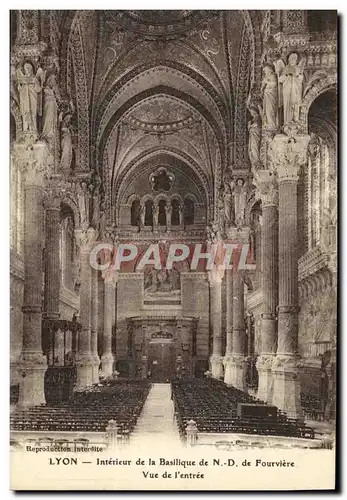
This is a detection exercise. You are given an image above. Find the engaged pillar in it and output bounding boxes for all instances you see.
[223,269,234,385]
[14,140,52,406]
[227,228,249,391]
[270,132,310,419]
[90,267,100,383]
[43,187,61,319]
[101,271,117,376]
[254,170,278,403]
[208,269,224,379]
[74,228,97,389]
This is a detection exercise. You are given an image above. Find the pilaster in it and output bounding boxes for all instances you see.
[74,227,97,389]
[269,131,310,418]
[208,268,224,379]
[12,139,53,406]
[101,268,118,377]
[253,169,278,402]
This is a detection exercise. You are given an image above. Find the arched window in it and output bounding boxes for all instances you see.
[131,199,140,226]
[144,200,153,226]
[158,199,167,226]
[171,199,180,226]
[184,198,194,225]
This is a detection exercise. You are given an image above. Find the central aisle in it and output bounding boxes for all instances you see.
[130,383,181,447]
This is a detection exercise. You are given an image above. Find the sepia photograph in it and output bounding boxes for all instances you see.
[9,8,338,491]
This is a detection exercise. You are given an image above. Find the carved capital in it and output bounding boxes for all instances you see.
[269,133,310,182]
[253,170,278,206]
[207,267,225,285]
[226,226,251,243]
[74,227,98,252]
[229,355,247,369]
[11,139,53,188]
[256,354,275,371]
[272,354,301,372]
[102,268,119,286]
[44,176,68,209]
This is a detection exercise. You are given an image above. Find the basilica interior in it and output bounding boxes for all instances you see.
[10,10,337,446]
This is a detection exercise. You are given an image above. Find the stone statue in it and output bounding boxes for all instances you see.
[91,187,100,229]
[207,222,222,244]
[153,204,159,226]
[275,53,305,125]
[217,193,225,232]
[15,62,44,134]
[144,268,158,293]
[139,204,146,226]
[165,204,172,226]
[234,178,246,227]
[223,182,234,226]
[59,112,73,174]
[76,181,89,230]
[178,204,184,226]
[41,72,60,140]
[261,63,278,130]
[99,200,106,235]
[171,267,181,290]
[247,105,262,168]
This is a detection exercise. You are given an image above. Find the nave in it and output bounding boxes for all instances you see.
[10,376,333,451]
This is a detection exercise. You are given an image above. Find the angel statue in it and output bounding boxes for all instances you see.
[275,53,305,126]
[15,62,45,135]
[261,63,278,130]
[247,105,262,168]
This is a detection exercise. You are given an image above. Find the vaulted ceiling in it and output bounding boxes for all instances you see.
[54,10,263,219]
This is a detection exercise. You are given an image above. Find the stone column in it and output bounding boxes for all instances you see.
[270,132,310,419]
[223,269,234,385]
[229,269,247,390]
[208,269,224,379]
[43,189,61,319]
[90,267,100,383]
[101,271,117,376]
[13,140,52,406]
[226,228,249,391]
[254,170,278,403]
[74,228,97,389]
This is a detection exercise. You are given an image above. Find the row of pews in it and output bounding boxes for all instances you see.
[172,378,315,440]
[10,379,151,438]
